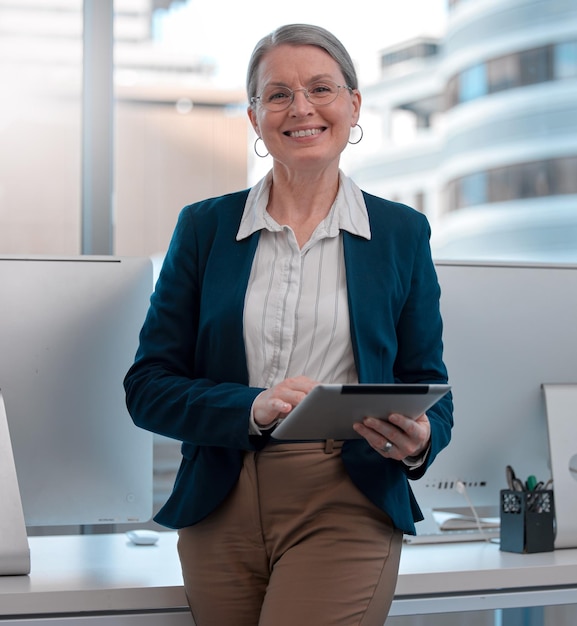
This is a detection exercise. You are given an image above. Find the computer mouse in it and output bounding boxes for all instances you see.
[126,529,160,546]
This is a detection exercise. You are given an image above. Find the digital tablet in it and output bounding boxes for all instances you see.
[271,383,451,441]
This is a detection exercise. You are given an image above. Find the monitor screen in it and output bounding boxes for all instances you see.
[412,261,577,519]
[0,256,154,527]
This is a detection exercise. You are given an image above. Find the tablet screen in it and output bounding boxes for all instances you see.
[271,383,450,441]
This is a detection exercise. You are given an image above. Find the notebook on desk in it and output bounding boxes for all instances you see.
[404,509,500,545]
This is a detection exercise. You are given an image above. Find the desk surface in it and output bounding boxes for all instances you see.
[1,533,577,618]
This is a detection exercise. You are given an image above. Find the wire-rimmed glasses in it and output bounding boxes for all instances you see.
[251,80,352,111]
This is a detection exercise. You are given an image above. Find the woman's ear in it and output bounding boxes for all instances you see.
[351,90,362,126]
[247,105,260,136]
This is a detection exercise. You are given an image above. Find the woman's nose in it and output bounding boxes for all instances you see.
[289,88,314,114]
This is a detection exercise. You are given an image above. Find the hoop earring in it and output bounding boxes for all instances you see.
[348,124,363,145]
[254,137,269,158]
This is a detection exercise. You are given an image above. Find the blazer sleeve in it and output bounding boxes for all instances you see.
[123,198,267,451]
[394,213,453,478]
[345,194,453,479]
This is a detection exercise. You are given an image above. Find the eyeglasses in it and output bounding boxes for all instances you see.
[251,80,352,111]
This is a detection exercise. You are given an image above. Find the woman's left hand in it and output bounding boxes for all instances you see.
[352,412,431,461]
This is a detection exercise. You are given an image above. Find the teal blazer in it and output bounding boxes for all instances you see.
[124,188,453,535]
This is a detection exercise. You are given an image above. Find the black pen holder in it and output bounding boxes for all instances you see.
[500,489,555,553]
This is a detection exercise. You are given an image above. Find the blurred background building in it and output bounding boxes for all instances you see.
[351,0,577,261]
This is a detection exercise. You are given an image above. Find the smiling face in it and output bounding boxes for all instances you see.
[248,44,361,176]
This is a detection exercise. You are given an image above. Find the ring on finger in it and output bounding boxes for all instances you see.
[382,440,393,453]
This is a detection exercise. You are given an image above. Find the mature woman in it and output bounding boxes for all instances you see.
[124,23,453,626]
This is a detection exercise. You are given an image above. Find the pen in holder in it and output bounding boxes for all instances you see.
[500,489,555,553]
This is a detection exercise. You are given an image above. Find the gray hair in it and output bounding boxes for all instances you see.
[246,24,359,104]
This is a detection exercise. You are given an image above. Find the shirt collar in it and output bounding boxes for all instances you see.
[236,170,371,241]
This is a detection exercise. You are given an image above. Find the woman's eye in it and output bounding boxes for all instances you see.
[268,90,290,101]
[310,84,332,94]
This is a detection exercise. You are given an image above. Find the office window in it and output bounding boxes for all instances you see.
[555,40,577,79]
[113,92,248,257]
[488,165,518,203]
[487,53,520,93]
[555,156,577,194]
[0,1,247,258]
[518,160,551,198]
[447,41,576,110]
[459,63,488,103]
[380,39,439,71]
[458,171,487,209]
[0,1,83,254]
[447,157,577,211]
[519,46,552,86]
[445,74,459,109]
[487,47,553,94]
[112,5,248,258]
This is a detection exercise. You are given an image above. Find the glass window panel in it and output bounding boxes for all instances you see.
[0,1,83,254]
[458,171,487,208]
[445,180,458,212]
[112,5,248,258]
[518,161,551,198]
[488,165,519,203]
[520,161,551,198]
[459,63,488,103]
[445,74,459,109]
[554,41,577,79]
[519,46,552,86]
[487,53,520,93]
[451,157,577,210]
[554,156,577,194]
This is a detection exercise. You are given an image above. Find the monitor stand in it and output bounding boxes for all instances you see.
[543,383,577,549]
[0,390,30,575]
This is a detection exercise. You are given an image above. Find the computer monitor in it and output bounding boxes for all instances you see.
[412,261,577,520]
[0,256,154,528]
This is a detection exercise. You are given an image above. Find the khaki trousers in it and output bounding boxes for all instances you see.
[178,441,403,626]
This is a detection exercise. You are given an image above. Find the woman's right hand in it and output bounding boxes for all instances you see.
[252,376,319,428]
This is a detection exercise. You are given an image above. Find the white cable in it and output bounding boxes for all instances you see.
[455,480,492,542]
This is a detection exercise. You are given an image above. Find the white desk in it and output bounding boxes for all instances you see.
[1,533,577,624]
